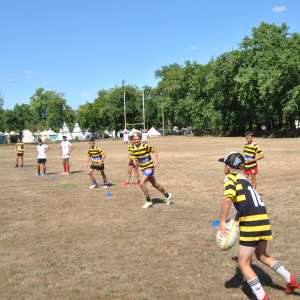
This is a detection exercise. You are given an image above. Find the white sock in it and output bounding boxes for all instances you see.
[135,178,139,183]
[270,261,291,283]
[126,178,130,183]
[247,277,265,299]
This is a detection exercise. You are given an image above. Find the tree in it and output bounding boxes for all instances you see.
[0,90,5,132]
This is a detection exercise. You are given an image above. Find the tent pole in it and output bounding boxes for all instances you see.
[124,91,126,129]
[143,89,145,130]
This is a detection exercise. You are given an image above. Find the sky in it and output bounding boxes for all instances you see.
[1,0,299,110]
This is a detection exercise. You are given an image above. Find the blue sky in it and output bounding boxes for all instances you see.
[1,0,299,110]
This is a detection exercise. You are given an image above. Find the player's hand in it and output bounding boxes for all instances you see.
[247,158,255,163]
[154,160,158,168]
[86,163,89,168]
[217,221,231,238]
[67,152,70,155]
[97,162,102,166]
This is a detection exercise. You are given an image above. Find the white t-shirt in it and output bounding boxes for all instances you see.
[60,141,72,156]
[37,144,49,159]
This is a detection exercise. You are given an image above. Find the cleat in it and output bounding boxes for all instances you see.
[142,201,153,208]
[165,193,172,205]
[65,172,69,175]
[41,174,45,176]
[103,185,108,189]
[132,182,139,186]
[90,184,98,189]
[21,165,23,167]
[61,172,66,175]
[121,182,129,185]
[35,173,40,176]
[285,275,300,294]
[255,293,269,300]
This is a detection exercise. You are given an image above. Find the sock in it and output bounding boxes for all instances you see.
[92,180,97,185]
[146,197,151,202]
[136,178,139,183]
[21,164,23,167]
[38,167,40,174]
[164,192,169,198]
[64,165,66,173]
[43,167,46,174]
[103,180,107,186]
[126,178,130,183]
[247,277,265,300]
[67,166,70,173]
[270,261,291,283]
[16,164,18,167]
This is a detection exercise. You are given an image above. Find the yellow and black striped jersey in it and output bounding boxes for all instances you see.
[128,144,134,163]
[130,144,154,171]
[15,142,26,153]
[223,172,272,243]
[87,146,104,167]
[243,143,264,170]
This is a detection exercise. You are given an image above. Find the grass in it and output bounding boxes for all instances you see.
[0,136,300,299]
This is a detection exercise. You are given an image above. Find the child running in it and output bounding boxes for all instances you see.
[86,139,107,189]
[34,139,50,176]
[60,135,74,175]
[243,131,265,190]
[218,151,299,300]
[121,136,139,186]
[131,132,172,208]
[15,138,27,167]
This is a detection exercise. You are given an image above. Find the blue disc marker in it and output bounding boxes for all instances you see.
[51,177,56,180]
[106,193,113,197]
[1,164,4,165]
[24,169,27,171]
[211,221,220,226]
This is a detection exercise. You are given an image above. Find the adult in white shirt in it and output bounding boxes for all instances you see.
[60,136,74,175]
[33,139,50,176]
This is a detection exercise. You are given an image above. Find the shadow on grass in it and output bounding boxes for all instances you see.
[225,257,300,299]
[151,198,167,205]
[70,171,83,174]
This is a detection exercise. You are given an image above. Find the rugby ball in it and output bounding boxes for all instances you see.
[216,219,239,251]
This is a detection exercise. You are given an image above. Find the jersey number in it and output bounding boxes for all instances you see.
[248,186,265,207]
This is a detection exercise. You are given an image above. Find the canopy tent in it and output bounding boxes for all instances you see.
[22,130,37,143]
[104,130,113,138]
[147,127,161,137]
[0,132,8,144]
[56,122,73,141]
[9,131,16,135]
[128,128,141,136]
[41,129,57,141]
[83,129,99,140]
[72,123,84,140]
[41,134,52,143]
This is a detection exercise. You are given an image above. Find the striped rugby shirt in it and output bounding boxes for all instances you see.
[87,146,104,167]
[243,143,264,170]
[15,142,26,153]
[224,172,272,243]
[130,144,154,171]
[128,144,134,163]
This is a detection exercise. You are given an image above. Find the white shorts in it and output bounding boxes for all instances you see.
[62,154,70,159]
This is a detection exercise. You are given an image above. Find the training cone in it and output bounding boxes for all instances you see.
[211,221,220,226]
[106,194,113,197]
[51,177,56,180]
[1,164,4,165]
[24,169,27,171]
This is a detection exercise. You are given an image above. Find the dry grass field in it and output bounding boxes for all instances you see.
[1,136,300,300]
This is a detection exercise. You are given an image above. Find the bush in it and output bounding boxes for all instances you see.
[9,134,22,143]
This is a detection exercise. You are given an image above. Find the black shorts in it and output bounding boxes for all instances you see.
[37,158,47,164]
[90,164,104,171]
[239,240,267,247]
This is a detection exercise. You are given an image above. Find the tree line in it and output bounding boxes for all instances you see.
[1,22,300,136]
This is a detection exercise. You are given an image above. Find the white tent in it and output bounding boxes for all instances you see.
[147,127,161,137]
[72,123,84,140]
[129,128,141,136]
[22,130,37,143]
[83,129,99,140]
[9,131,16,135]
[104,130,113,138]
[56,122,73,141]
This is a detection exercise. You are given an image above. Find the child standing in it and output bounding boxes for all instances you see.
[86,139,107,189]
[15,138,27,167]
[60,135,74,175]
[218,151,299,300]
[34,139,50,176]
[121,136,139,186]
[130,132,172,208]
[243,131,265,190]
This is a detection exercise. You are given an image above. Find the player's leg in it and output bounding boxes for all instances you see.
[88,168,98,188]
[121,165,133,185]
[255,241,300,294]
[20,154,24,167]
[100,169,107,188]
[148,176,172,205]
[133,165,139,185]
[244,173,249,180]
[251,174,257,190]
[15,154,19,167]
[238,244,268,300]
[35,162,41,176]
[62,158,67,174]
[139,175,152,208]
[66,158,70,174]
[41,162,46,175]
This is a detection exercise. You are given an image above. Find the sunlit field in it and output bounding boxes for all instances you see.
[1,136,300,300]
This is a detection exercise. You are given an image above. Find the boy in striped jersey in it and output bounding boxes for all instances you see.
[121,136,139,186]
[218,152,299,300]
[243,131,265,190]
[86,139,107,189]
[15,138,27,167]
[131,132,171,208]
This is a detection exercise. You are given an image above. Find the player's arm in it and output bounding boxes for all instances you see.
[218,197,232,238]
[153,149,159,167]
[86,154,91,168]
[15,145,17,153]
[68,144,74,154]
[98,153,106,166]
[24,144,27,151]
[44,146,50,152]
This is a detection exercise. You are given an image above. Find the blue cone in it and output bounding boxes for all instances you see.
[106,193,113,197]
[211,221,220,226]
[1,164,4,165]
[51,177,56,180]
[24,169,27,171]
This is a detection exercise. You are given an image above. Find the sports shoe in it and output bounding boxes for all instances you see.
[132,182,139,186]
[285,275,300,294]
[121,182,129,185]
[65,172,69,175]
[165,193,172,205]
[103,185,107,189]
[35,173,40,176]
[90,184,98,189]
[255,293,269,300]
[61,172,66,175]
[142,201,153,208]
[41,174,45,176]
